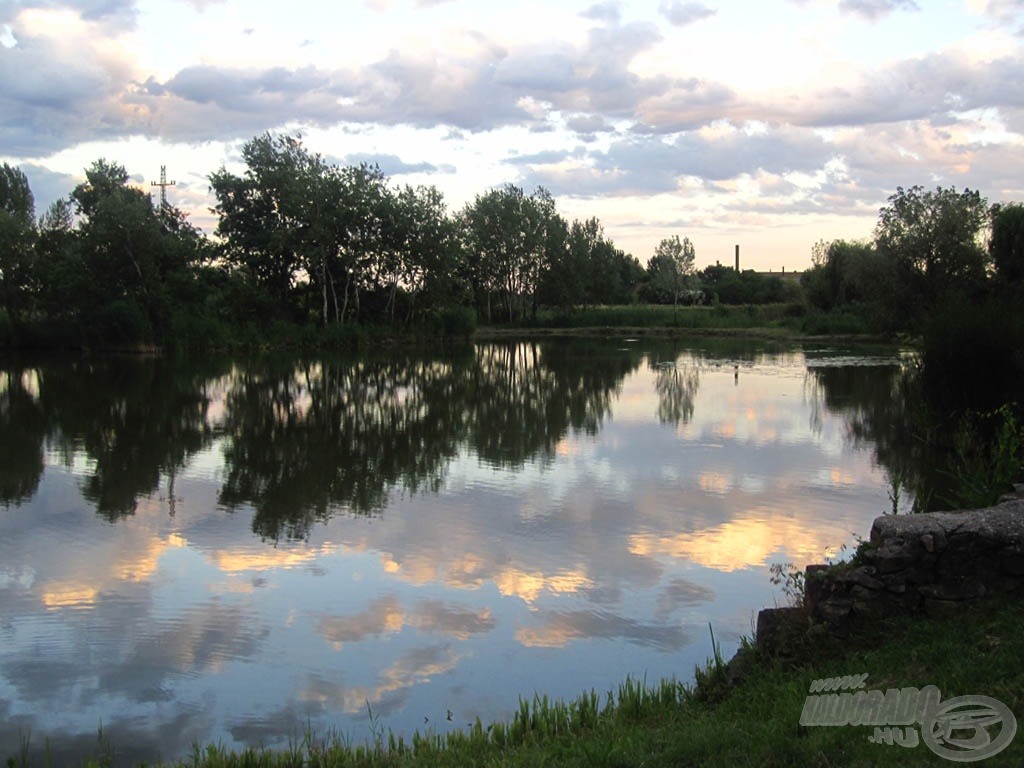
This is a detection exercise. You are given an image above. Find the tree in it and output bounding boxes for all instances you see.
[64,159,206,344]
[462,185,565,322]
[33,198,83,332]
[388,184,463,323]
[990,202,1024,287]
[874,185,989,320]
[649,235,696,320]
[0,164,36,328]
[210,134,311,318]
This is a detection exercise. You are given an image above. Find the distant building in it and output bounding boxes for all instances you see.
[755,268,803,284]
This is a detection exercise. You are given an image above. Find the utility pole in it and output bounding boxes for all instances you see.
[151,165,176,209]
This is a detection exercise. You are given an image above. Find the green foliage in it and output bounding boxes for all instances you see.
[0,309,11,348]
[7,143,1024,349]
[991,202,1024,285]
[461,184,564,322]
[91,299,152,346]
[768,562,806,607]
[647,235,697,316]
[427,306,477,338]
[874,184,990,323]
[942,405,1024,509]
[800,239,898,331]
[538,217,641,310]
[799,308,871,336]
[693,264,789,305]
[921,291,1024,409]
[0,163,37,329]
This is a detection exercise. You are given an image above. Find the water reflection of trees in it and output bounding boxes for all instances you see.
[467,341,639,467]
[807,361,972,511]
[653,363,700,426]
[0,368,46,505]
[0,357,222,517]
[219,341,643,538]
[217,351,474,539]
[1,343,644,537]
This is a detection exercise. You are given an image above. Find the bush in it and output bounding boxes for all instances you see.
[420,306,477,337]
[440,306,477,337]
[801,309,870,336]
[922,293,1024,409]
[0,309,12,347]
[90,299,152,346]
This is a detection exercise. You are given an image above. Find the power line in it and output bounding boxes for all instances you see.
[151,164,176,208]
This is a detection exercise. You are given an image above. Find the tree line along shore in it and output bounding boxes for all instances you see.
[1,132,1022,357]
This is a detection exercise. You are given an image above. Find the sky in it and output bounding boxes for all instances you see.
[2,0,1023,270]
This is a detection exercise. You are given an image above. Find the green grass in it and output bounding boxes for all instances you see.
[14,597,1023,768]
[492,303,886,339]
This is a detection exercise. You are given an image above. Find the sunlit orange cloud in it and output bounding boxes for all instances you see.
[320,598,406,651]
[40,530,189,610]
[379,553,442,585]
[113,532,188,582]
[40,585,98,609]
[555,437,582,457]
[830,467,855,486]
[492,567,592,604]
[698,470,732,495]
[300,648,464,714]
[628,512,841,573]
[711,421,736,439]
[212,542,337,573]
[516,625,577,648]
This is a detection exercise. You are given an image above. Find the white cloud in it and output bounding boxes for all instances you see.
[659,1,717,26]
[1,0,1021,268]
[838,0,919,20]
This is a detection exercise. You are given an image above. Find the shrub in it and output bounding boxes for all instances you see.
[90,299,152,346]
[440,306,477,337]
[0,309,11,347]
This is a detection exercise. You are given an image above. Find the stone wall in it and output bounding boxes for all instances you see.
[756,499,1024,655]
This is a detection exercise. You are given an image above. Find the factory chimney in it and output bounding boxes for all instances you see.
[735,244,739,272]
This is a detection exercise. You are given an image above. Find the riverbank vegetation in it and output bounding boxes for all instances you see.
[0,133,819,352]
[4,135,1018,355]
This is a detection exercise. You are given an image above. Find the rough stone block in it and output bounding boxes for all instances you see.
[756,607,806,657]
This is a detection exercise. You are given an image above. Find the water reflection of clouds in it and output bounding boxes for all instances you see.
[317,595,495,648]
[629,512,833,573]
[516,610,690,650]
[300,644,464,716]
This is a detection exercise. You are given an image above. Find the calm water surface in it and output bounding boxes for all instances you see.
[0,338,913,764]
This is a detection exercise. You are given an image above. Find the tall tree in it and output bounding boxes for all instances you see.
[990,202,1024,287]
[649,235,696,320]
[71,160,174,341]
[874,185,989,319]
[62,159,206,344]
[0,164,36,328]
[462,185,565,322]
[210,134,310,317]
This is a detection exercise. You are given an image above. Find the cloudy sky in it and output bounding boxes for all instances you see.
[2,0,1022,269]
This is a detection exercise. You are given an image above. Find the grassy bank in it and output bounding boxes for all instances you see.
[488,303,890,339]
[18,596,1022,768]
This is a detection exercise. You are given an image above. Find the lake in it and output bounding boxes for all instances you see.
[0,337,914,765]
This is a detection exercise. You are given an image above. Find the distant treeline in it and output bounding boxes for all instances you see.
[0,133,794,350]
